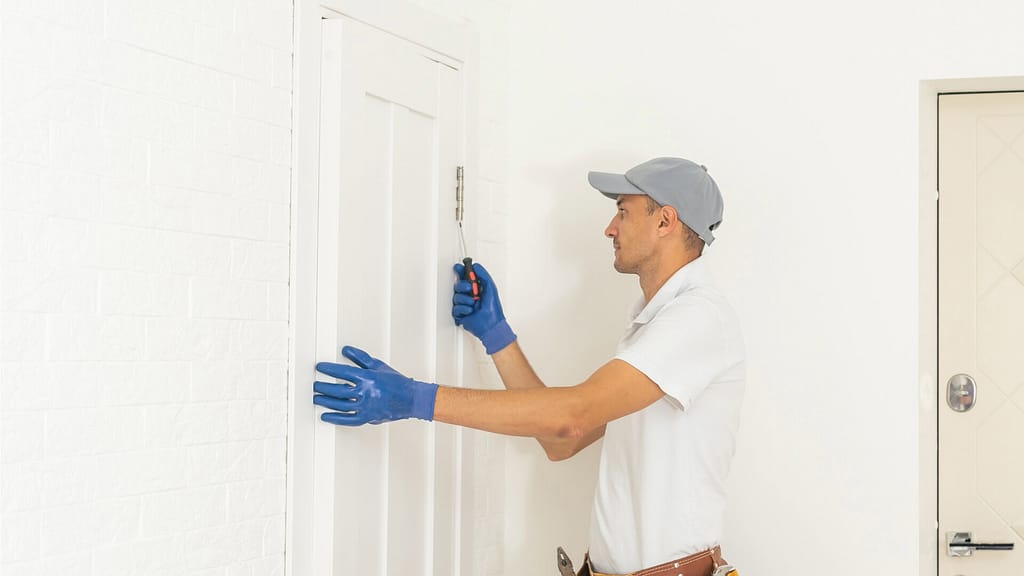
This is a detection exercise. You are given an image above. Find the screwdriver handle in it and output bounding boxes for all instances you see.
[462,257,481,301]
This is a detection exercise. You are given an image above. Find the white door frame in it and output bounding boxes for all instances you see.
[287,2,479,575]
[918,76,1024,576]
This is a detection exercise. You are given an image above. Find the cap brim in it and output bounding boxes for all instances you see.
[588,171,646,200]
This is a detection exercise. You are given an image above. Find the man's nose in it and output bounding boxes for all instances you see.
[605,214,618,238]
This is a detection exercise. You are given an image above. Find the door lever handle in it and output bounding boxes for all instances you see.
[947,531,1015,556]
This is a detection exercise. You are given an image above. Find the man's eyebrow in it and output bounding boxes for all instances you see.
[616,198,624,207]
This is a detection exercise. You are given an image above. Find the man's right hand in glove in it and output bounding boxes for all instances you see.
[451,261,517,355]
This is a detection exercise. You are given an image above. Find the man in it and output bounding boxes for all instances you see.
[313,157,745,576]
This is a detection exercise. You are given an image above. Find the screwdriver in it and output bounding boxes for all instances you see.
[455,166,480,302]
[458,221,480,301]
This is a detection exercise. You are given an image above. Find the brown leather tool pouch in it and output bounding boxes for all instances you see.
[573,546,736,576]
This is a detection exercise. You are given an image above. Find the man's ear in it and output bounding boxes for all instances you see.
[658,206,679,233]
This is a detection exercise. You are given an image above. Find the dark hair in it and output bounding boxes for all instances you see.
[644,197,704,253]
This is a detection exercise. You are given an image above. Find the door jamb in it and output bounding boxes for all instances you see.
[287,2,478,575]
[918,76,1024,576]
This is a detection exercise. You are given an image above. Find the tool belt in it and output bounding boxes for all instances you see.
[558,546,738,576]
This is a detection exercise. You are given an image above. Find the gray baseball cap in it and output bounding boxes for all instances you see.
[588,157,724,245]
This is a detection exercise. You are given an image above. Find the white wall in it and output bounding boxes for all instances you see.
[0,0,292,573]
[501,1,1024,575]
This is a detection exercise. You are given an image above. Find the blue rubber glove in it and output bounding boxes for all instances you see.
[452,261,516,355]
[313,346,438,426]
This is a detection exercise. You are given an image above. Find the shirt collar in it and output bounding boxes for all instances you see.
[629,257,709,325]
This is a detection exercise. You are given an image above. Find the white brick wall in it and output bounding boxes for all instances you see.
[1,0,291,573]
[1,0,515,573]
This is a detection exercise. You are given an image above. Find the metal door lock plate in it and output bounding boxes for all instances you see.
[946,374,976,412]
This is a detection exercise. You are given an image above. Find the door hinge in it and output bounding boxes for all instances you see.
[456,166,465,222]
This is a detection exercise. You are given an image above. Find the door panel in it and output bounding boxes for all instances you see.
[386,105,438,575]
[317,16,463,576]
[938,92,1024,576]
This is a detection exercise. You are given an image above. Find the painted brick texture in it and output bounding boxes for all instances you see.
[0,0,291,573]
[2,0,513,574]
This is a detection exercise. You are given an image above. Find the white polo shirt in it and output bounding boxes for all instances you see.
[588,257,746,574]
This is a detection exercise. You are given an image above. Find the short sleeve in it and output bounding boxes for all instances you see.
[615,299,731,411]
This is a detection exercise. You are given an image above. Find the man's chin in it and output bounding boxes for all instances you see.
[612,260,636,275]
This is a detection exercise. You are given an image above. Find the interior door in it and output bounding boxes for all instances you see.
[315,16,464,576]
[938,92,1024,575]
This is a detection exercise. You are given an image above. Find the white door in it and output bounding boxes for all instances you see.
[938,92,1024,575]
[314,16,465,576]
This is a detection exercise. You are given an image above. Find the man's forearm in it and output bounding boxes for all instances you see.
[433,385,583,440]
[491,341,545,391]
[436,340,602,457]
